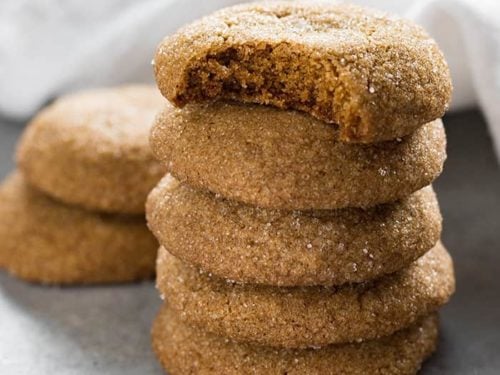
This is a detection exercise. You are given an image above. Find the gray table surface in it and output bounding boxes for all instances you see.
[0,110,499,374]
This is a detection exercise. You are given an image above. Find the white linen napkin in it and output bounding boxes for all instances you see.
[0,0,499,157]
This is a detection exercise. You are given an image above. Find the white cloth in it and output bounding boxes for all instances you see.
[410,0,500,158]
[0,0,499,156]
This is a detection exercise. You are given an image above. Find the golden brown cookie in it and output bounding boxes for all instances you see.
[151,102,446,210]
[152,306,438,375]
[147,175,441,286]
[154,1,451,143]
[0,172,157,284]
[17,85,165,214]
[157,243,454,348]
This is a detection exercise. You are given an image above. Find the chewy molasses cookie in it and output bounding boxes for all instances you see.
[0,172,157,284]
[147,175,441,286]
[152,306,438,375]
[154,1,451,143]
[151,102,446,210]
[17,85,165,214]
[157,243,454,348]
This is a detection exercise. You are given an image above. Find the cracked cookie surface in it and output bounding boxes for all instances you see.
[151,102,446,210]
[152,306,438,375]
[0,172,157,284]
[156,243,454,348]
[147,175,441,286]
[17,85,165,214]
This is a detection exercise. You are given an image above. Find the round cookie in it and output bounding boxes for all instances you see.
[147,175,442,286]
[17,85,166,214]
[151,102,446,210]
[153,306,438,375]
[0,172,157,284]
[157,243,454,348]
[154,1,451,143]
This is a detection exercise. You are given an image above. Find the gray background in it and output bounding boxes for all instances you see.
[0,110,499,374]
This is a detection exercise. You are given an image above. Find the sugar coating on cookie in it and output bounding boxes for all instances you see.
[151,102,446,210]
[17,85,166,214]
[147,175,441,286]
[157,243,454,348]
[152,306,438,375]
[154,1,451,143]
[0,172,157,284]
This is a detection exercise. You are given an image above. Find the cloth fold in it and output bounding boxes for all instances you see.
[410,0,500,158]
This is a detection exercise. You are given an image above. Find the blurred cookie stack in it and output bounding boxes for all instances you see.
[0,86,163,284]
[148,2,455,374]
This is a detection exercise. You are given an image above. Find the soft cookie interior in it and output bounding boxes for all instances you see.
[155,2,451,142]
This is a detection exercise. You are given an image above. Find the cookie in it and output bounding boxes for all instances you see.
[151,102,446,210]
[152,306,438,375]
[147,175,441,286]
[154,1,451,143]
[17,85,165,214]
[0,172,157,284]
[157,243,454,348]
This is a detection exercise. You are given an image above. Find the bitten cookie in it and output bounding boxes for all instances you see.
[152,306,438,375]
[157,243,454,348]
[154,1,451,143]
[147,175,441,286]
[0,172,157,284]
[151,102,446,210]
[17,85,165,214]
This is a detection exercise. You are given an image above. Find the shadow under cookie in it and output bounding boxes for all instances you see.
[0,172,157,284]
[152,306,439,375]
[156,243,454,348]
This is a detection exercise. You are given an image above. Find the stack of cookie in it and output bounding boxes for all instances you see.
[148,2,455,374]
[0,86,164,284]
